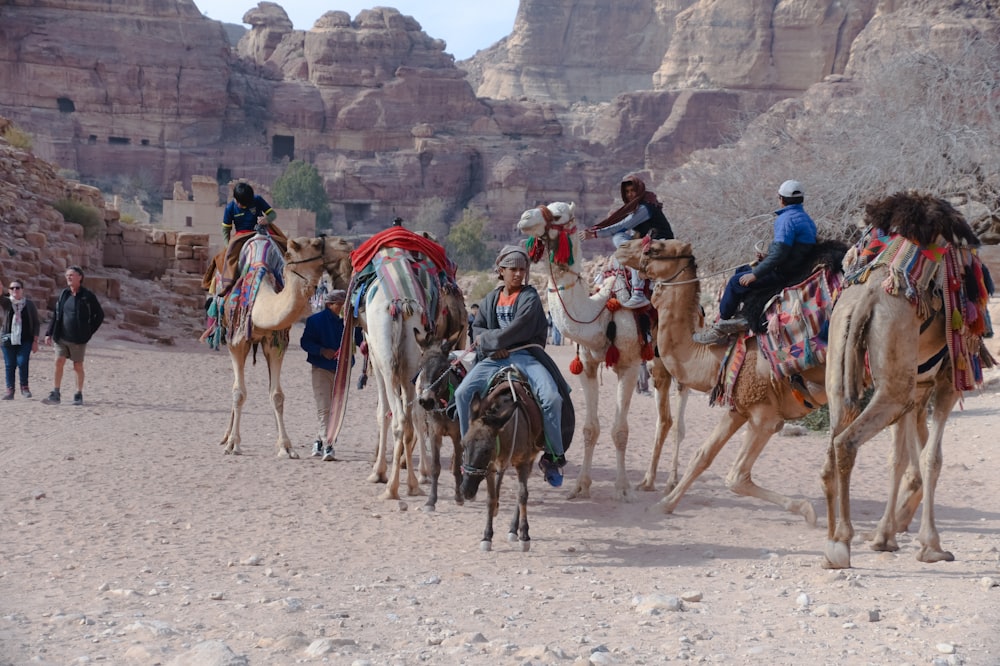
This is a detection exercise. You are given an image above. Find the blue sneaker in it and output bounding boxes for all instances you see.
[539,458,564,488]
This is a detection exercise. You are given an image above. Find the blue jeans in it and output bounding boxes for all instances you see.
[456,350,564,458]
[2,344,32,389]
[718,265,783,320]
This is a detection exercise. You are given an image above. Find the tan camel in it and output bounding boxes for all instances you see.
[518,202,688,501]
[218,235,354,457]
[821,192,989,569]
[615,238,823,522]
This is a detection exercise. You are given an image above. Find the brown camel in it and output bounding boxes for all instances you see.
[822,192,990,569]
[615,238,825,522]
[218,235,353,457]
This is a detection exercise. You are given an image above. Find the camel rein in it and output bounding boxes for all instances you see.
[644,255,745,286]
[285,239,328,282]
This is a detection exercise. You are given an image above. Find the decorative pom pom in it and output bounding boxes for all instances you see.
[605,344,620,368]
[569,352,584,375]
[641,341,654,362]
[606,297,622,312]
[554,229,572,264]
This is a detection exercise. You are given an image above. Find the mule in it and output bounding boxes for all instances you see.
[414,332,469,512]
[460,367,546,552]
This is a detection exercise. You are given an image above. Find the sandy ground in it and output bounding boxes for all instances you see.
[2,326,999,666]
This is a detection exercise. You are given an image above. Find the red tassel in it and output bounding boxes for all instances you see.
[527,236,545,262]
[606,297,622,313]
[553,228,571,264]
[569,352,583,375]
[641,341,654,361]
[605,344,620,368]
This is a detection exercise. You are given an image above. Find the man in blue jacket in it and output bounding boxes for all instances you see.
[695,179,817,345]
[300,289,357,461]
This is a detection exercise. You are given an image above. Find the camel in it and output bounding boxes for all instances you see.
[357,245,465,501]
[517,202,688,501]
[821,191,991,569]
[615,238,830,522]
[218,235,354,457]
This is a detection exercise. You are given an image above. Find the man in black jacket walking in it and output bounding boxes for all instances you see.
[42,265,104,406]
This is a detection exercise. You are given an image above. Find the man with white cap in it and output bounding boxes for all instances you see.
[300,288,354,460]
[455,244,574,487]
[695,179,817,345]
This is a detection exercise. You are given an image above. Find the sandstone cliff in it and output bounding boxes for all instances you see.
[1,0,998,259]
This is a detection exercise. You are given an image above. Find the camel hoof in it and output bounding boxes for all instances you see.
[823,540,852,569]
[616,488,636,503]
[407,486,426,498]
[635,478,656,492]
[870,535,899,553]
[567,485,590,500]
[657,497,677,515]
[792,500,817,526]
[366,472,386,484]
[380,490,400,501]
[480,541,492,552]
[281,450,299,460]
[520,540,530,552]
[917,547,955,563]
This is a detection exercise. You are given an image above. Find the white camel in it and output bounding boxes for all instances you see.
[358,246,464,500]
[218,235,354,457]
[517,201,688,501]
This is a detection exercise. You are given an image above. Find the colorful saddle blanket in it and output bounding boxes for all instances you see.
[845,232,994,391]
[757,267,842,379]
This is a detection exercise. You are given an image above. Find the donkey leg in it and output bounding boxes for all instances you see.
[509,462,532,551]
[422,428,442,512]
[480,470,500,552]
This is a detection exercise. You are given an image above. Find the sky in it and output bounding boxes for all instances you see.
[195,1,520,60]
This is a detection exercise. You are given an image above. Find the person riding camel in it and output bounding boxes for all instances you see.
[694,179,817,345]
[580,174,674,309]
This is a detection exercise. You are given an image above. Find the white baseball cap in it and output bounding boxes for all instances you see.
[778,180,804,198]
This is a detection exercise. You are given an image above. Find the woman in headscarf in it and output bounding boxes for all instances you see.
[580,174,674,308]
[1,278,41,399]
[455,244,574,487]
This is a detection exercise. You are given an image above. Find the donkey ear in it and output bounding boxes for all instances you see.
[469,392,483,421]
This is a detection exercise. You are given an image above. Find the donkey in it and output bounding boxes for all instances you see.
[414,331,469,512]
[460,367,546,552]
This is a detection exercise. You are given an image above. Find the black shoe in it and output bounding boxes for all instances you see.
[2,388,13,401]
[42,390,60,405]
[73,392,83,406]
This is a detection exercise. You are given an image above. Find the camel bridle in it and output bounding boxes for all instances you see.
[285,236,329,282]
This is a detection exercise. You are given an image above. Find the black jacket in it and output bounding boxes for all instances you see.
[1,297,41,345]
[46,287,104,344]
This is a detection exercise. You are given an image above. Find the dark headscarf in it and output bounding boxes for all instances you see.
[593,174,664,231]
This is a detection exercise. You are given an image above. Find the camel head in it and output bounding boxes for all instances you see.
[318,236,355,291]
[615,238,696,281]
[517,201,577,266]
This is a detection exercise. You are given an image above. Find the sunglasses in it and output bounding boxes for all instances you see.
[9,286,21,290]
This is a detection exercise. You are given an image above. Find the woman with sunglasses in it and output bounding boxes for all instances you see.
[1,280,41,399]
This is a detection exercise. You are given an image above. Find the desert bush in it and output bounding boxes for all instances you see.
[53,198,103,239]
[446,208,495,271]
[2,124,32,151]
[272,160,332,231]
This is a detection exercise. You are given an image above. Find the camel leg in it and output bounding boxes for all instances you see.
[568,359,600,500]
[636,360,672,492]
[894,400,929,531]
[914,379,957,563]
[658,411,747,514]
[723,412,816,525]
[263,341,297,459]
[609,362,641,502]
[367,363,390,484]
[221,343,249,455]
[870,416,915,552]
[824,390,910,569]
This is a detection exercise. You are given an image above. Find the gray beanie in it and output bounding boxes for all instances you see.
[496,244,529,270]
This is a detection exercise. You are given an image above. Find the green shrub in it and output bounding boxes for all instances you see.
[3,124,32,151]
[53,198,103,239]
